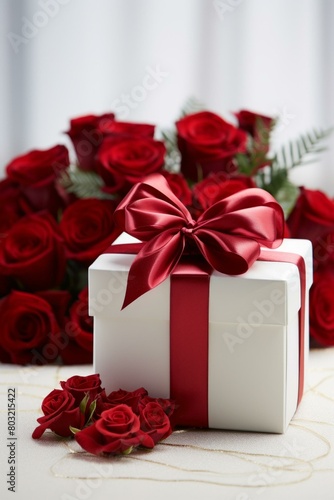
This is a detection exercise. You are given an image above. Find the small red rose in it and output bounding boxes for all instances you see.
[0,211,66,291]
[287,187,334,245]
[60,374,103,406]
[99,120,155,139]
[192,172,256,212]
[0,290,70,365]
[5,145,69,215]
[139,401,173,445]
[32,389,85,439]
[95,387,148,418]
[97,137,166,194]
[309,268,334,347]
[234,110,274,142]
[75,405,154,455]
[138,395,176,417]
[66,113,115,171]
[176,111,247,182]
[60,198,120,266]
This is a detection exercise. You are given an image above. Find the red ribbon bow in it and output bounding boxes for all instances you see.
[114,174,285,308]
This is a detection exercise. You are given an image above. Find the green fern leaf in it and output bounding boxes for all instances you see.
[59,167,115,200]
[179,96,206,117]
[273,127,333,171]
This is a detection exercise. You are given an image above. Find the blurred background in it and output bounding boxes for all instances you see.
[1,0,334,193]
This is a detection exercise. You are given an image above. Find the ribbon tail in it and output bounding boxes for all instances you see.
[121,232,185,308]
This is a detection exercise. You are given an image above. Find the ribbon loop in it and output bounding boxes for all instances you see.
[113,173,285,308]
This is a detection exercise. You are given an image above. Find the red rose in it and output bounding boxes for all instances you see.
[99,120,155,139]
[287,188,334,245]
[66,113,115,171]
[107,387,148,411]
[310,268,334,347]
[234,110,274,141]
[176,111,247,182]
[162,171,192,206]
[32,389,85,439]
[0,178,23,236]
[0,290,70,365]
[95,387,148,418]
[60,374,103,406]
[59,198,120,265]
[139,402,173,445]
[138,395,176,417]
[234,110,274,169]
[5,145,69,215]
[0,212,66,291]
[97,137,166,194]
[58,287,93,365]
[192,172,256,213]
[75,405,154,455]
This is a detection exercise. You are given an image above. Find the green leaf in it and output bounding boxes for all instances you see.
[86,399,97,426]
[274,180,300,219]
[179,96,205,117]
[122,446,133,456]
[273,127,333,171]
[59,166,116,200]
[79,393,90,415]
[161,129,177,151]
[307,132,315,145]
[281,146,287,167]
[289,141,295,165]
[296,138,304,159]
[301,135,308,152]
[69,426,81,435]
[235,153,253,175]
[253,116,275,149]
[158,128,181,172]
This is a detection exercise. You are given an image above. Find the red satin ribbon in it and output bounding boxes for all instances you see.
[106,243,211,426]
[259,250,307,405]
[169,259,211,427]
[113,174,284,309]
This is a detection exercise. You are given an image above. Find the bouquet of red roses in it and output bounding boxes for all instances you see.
[0,104,333,366]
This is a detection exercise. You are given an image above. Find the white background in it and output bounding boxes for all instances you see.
[1,0,334,194]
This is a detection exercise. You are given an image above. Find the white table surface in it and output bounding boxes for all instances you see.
[1,347,334,500]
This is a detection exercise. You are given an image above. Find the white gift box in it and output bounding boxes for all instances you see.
[89,233,312,433]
